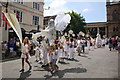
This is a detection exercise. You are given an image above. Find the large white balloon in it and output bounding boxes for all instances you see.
[55,14,71,31]
[55,14,65,26]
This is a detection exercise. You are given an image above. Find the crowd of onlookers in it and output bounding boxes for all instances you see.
[108,37,120,53]
[1,36,120,59]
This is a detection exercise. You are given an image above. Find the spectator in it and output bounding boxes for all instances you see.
[109,38,112,51]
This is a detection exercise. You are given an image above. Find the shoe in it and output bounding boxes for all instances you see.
[41,65,45,68]
[35,60,38,62]
[29,66,32,71]
[78,54,81,56]
[19,69,24,72]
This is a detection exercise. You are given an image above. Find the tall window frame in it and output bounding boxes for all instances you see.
[33,2,40,11]
[32,15,39,26]
[14,0,23,4]
[14,10,23,23]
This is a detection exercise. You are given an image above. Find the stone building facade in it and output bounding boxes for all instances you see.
[0,1,44,41]
[86,22,107,38]
[106,1,120,37]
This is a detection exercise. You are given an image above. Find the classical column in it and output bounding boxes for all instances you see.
[105,26,108,37]
[97,27,100,34]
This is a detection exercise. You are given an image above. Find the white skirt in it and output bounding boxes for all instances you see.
[21,53,31,59]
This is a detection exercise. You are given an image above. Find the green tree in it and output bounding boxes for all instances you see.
[64,10,87,35]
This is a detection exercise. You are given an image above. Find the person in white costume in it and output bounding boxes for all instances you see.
[76,37,82,56]
[20,37,32,72]
[41,38,48,67]
[34,44,41,62]
[68,38,75,60]
[87,38,91,51]
[63,37,69,58]
[58,44,65,62]
[102,38,106,47]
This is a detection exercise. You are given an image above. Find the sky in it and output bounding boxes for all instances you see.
[44,0,116,23]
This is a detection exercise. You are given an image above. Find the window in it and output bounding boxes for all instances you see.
[33,2,40,10]
[14,10,22,22]
[14,0,23,4]
[32,16,39,25]
[112,10,119,21]
[113,27,119,32]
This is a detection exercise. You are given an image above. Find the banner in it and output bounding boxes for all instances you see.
[3,12,22,44]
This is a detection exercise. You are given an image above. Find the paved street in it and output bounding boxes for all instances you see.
[2,46,118,79]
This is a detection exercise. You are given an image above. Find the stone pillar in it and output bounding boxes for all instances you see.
[105,26,108,37]
[97,27,99,34]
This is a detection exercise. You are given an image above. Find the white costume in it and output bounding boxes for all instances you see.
[63,41,69,58]
[34,46,41,60]
[21,44,31,59]
[87,40,91,50]
[69,41,75,59]
[76,40,82,52]
[41,40,48,65]
[58,48,65,58]
[102,39,106,46]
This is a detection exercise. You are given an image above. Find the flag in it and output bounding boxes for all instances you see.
[2,12,11,28]
[3,12,22,44]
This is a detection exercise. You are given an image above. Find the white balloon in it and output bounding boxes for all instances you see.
[55,14,71,31]
[55,14,65,26]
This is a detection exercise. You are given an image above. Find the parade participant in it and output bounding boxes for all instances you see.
[20,37,32,72]
[82,38,85,53]
[58,43,65,62]
[41,38,48,67]
[52,45,59,71]
[68,38,75,60]
[108,38,112,51]
[87,38,91,51]
[76,37,82,56]
[47,45,54,73]
[102,38,106,47]
[34,44,41,62]
[63,37,69,58]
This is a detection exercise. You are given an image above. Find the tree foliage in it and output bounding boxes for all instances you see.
[64,10,87,35]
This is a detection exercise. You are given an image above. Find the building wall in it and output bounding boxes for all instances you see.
[86,22,107,38]
[0,2,44,41]
[106,3,120,37]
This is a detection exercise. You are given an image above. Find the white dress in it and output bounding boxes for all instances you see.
[69,41,75,59]
[63,41,69,52]
[21,44,31,59]
[58,48,65,58]
[41,41,48,65]
[34,46,41,57]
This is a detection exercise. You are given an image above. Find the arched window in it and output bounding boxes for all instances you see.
[112,10,119,21]
[116,27,119,32]
[113,27,115,32]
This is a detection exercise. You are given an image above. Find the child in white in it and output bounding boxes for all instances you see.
[68,38,75,59]
[87,38,91,51]
[34,44,41,62]
[58,44,65,62]
[63,38,69,58]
